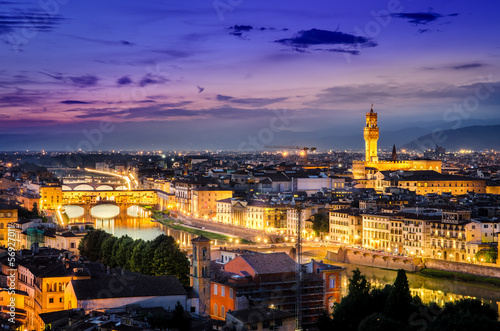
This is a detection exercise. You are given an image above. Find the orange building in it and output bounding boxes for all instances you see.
[210,252,344,328]
[304,259,345,314]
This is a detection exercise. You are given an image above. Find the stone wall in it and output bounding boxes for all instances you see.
[327,247,421,272]
[422,258,500,278]
[326,247,500,278]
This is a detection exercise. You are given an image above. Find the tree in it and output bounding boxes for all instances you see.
[348,268,371,297]
[475,247,498,263]
[31,203,39,216]
[384,269,413,322]
[171,301,190,331]
[152,239,190,284]
[311,212,329,235]
[116,235,134,269]
[78,229,111,261]
[100,236,118,266]
[130,239,146,273]
[358,313,404,331]
[330,268,373,330]
[428,299,500,330]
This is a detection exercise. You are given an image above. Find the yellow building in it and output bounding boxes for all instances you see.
[191,187,233,219]
[39,185,63,210]
[0,204,17,247]
[362,213,392,250]
[61,189,158,206]
[364,106,379,162]
[15,259,91,331]
[353,106,442,179]
[329,209,362,245]
[215,199,287,233]
[387,171,486,195]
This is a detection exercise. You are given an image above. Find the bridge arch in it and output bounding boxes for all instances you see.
[96,185,114,191]
[63,205,84,218]
[115,186,127,190]
[74,184,94,191]
[62,185,72,191]
[90,204,120,219]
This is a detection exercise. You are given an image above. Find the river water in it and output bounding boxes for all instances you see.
[65,204,500,313]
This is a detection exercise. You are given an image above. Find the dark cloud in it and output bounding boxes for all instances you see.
[216,95,287,107]
[0,10,65,36]
[117,76,132,86]
[216,94,233,101]
[68,75,99,87]
[275,29,376,54]
[70,103,292,122]
[423,62,487,71]
[451,63,485,70]
[229,25,253,36]
[392,12,458,25]
[418,29,431,34]
[152,49,191,58]
[66,35,135,46]
[227,25,287,38]
[60,100,92,104]
[138,74,169,87]
[41,72,99,87]
[0,88,45,107]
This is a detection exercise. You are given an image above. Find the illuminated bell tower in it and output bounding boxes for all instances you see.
[364,105,379,162]
[190,236,211,317]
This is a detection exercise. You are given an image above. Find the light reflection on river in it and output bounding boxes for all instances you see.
[64,204,194,244]
[333,261,500,315]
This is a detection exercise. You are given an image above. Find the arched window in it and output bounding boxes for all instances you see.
[202,248,207,259]
[0,223,4,229]
[329,275,336,289]
[213,303,218,316]
[221,306,225,318]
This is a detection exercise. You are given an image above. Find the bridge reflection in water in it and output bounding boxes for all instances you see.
[64,204,194,246]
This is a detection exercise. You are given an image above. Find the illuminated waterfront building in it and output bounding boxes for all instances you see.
[329,209,362,245]
[191,187,232,219]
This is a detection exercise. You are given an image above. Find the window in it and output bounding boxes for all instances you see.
[49,298,54,303]
[59,297,64,303]
[329,275,336,289]
[214,284,218,295]
[221,306,225,318]
[221,286,225,297]
[213,304,218,316]
[230,288,234,299]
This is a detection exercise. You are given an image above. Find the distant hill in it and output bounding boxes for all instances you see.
[402,125,500,152]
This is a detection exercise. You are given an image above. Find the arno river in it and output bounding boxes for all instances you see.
[65,203,500,314]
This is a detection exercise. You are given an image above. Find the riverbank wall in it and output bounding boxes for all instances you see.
[421,258,500,278]
[327,247,421,272]
[326,246,500,278]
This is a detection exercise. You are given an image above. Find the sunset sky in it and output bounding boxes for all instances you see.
[1,0,499,150]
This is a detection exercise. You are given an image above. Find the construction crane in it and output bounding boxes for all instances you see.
[264,146,317,166]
